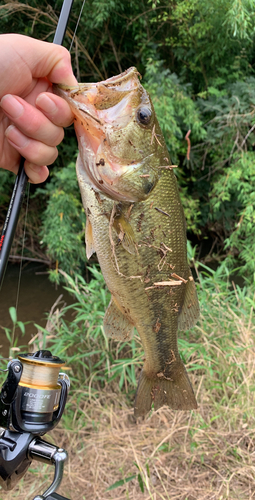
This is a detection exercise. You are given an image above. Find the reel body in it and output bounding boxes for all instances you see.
[0,350,70,499]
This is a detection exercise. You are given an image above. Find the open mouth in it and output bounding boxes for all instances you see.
[56,67,140,94]
[53,68,148,201]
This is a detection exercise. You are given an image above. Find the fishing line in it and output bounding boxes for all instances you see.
[12,182,30,339]
[69,0,87,53]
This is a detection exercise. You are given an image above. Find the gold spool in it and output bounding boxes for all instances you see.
[18,354,65,390]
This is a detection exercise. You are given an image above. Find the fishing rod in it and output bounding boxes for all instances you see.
[0,1,75,498]
[0,0,74,290]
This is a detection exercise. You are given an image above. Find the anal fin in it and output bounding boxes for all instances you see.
[178,274,200,331]
[103,296,134,341]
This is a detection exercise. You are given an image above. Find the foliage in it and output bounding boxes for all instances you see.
[0,169,16,210]
[38,163,87,283]
[0,306,26,366]
[223,152,255,279]
[224,0,255,40]
[194,78,255,279]
[1,0,255,279]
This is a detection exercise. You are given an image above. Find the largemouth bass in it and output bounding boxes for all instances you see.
[54,68,200,417]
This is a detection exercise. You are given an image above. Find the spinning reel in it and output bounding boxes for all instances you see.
[0,349,70,499]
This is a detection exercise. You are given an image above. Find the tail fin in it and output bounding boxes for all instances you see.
[134,359,197,418]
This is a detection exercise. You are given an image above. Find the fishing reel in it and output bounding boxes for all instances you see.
[0,350,70,499]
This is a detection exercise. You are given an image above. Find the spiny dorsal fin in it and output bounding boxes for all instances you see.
[104,295,134,341]
[178,274,200,331]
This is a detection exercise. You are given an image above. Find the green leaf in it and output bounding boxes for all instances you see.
[9,307,17,325]
[137,473,144,493]
[106,474,137,491]
[3,328,11,344]
[17,321,25,335]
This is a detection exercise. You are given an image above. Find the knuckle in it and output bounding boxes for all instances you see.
[25,114,42,136]
[48,147,58,165]
[52,127,64,146]
[59,45,72,63]
[26,144,58,166]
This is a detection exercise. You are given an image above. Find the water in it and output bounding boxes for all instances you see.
[0,262,73,357]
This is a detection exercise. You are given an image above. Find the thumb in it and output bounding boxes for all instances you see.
[1,34,77,98]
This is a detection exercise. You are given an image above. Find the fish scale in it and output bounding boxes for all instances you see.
[54,67,200,417]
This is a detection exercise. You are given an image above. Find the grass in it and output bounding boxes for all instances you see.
[1,261,255,500]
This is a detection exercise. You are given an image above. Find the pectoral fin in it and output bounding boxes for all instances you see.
[104,296,134,341]
[178,274,200,331]
[113,214,137,255]
[85,218,96,259]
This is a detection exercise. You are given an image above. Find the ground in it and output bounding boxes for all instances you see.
[3,380,255,500]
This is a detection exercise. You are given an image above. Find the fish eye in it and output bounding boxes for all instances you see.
[136,107,152,126]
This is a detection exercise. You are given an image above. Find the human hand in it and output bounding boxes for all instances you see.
[0,34,77,183]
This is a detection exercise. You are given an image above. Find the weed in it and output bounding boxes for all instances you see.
[0,306,27,364]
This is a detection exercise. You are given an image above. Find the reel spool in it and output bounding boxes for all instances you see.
[6,350,70,434]
[14,350,67,431]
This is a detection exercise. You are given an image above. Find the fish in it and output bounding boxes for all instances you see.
[53,67,200,417]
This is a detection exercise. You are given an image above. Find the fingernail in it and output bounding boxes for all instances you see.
[1,95,24,119]
[36,94,57,114]
[5,125,29,148]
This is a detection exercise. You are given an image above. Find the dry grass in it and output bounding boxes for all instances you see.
[4,389,255,500]
[4,318,255,500]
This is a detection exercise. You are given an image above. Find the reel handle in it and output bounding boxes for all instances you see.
[29,438,68,500]
[0,431,69,498]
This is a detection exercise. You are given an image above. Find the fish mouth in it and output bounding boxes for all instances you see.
[53,67,141,115]
[55,67,140,94]
[53,68,149,201]
[89,66,141,89]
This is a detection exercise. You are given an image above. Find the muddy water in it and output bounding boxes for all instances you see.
[0,262,73,357]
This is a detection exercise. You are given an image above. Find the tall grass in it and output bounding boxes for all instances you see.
[31,261,255,418]
[1,260,255,499]
[32,267,144,406]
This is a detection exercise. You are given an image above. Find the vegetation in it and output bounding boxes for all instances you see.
[1,262,255,499]
[1,0,255,281]
[1,2,255,498]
